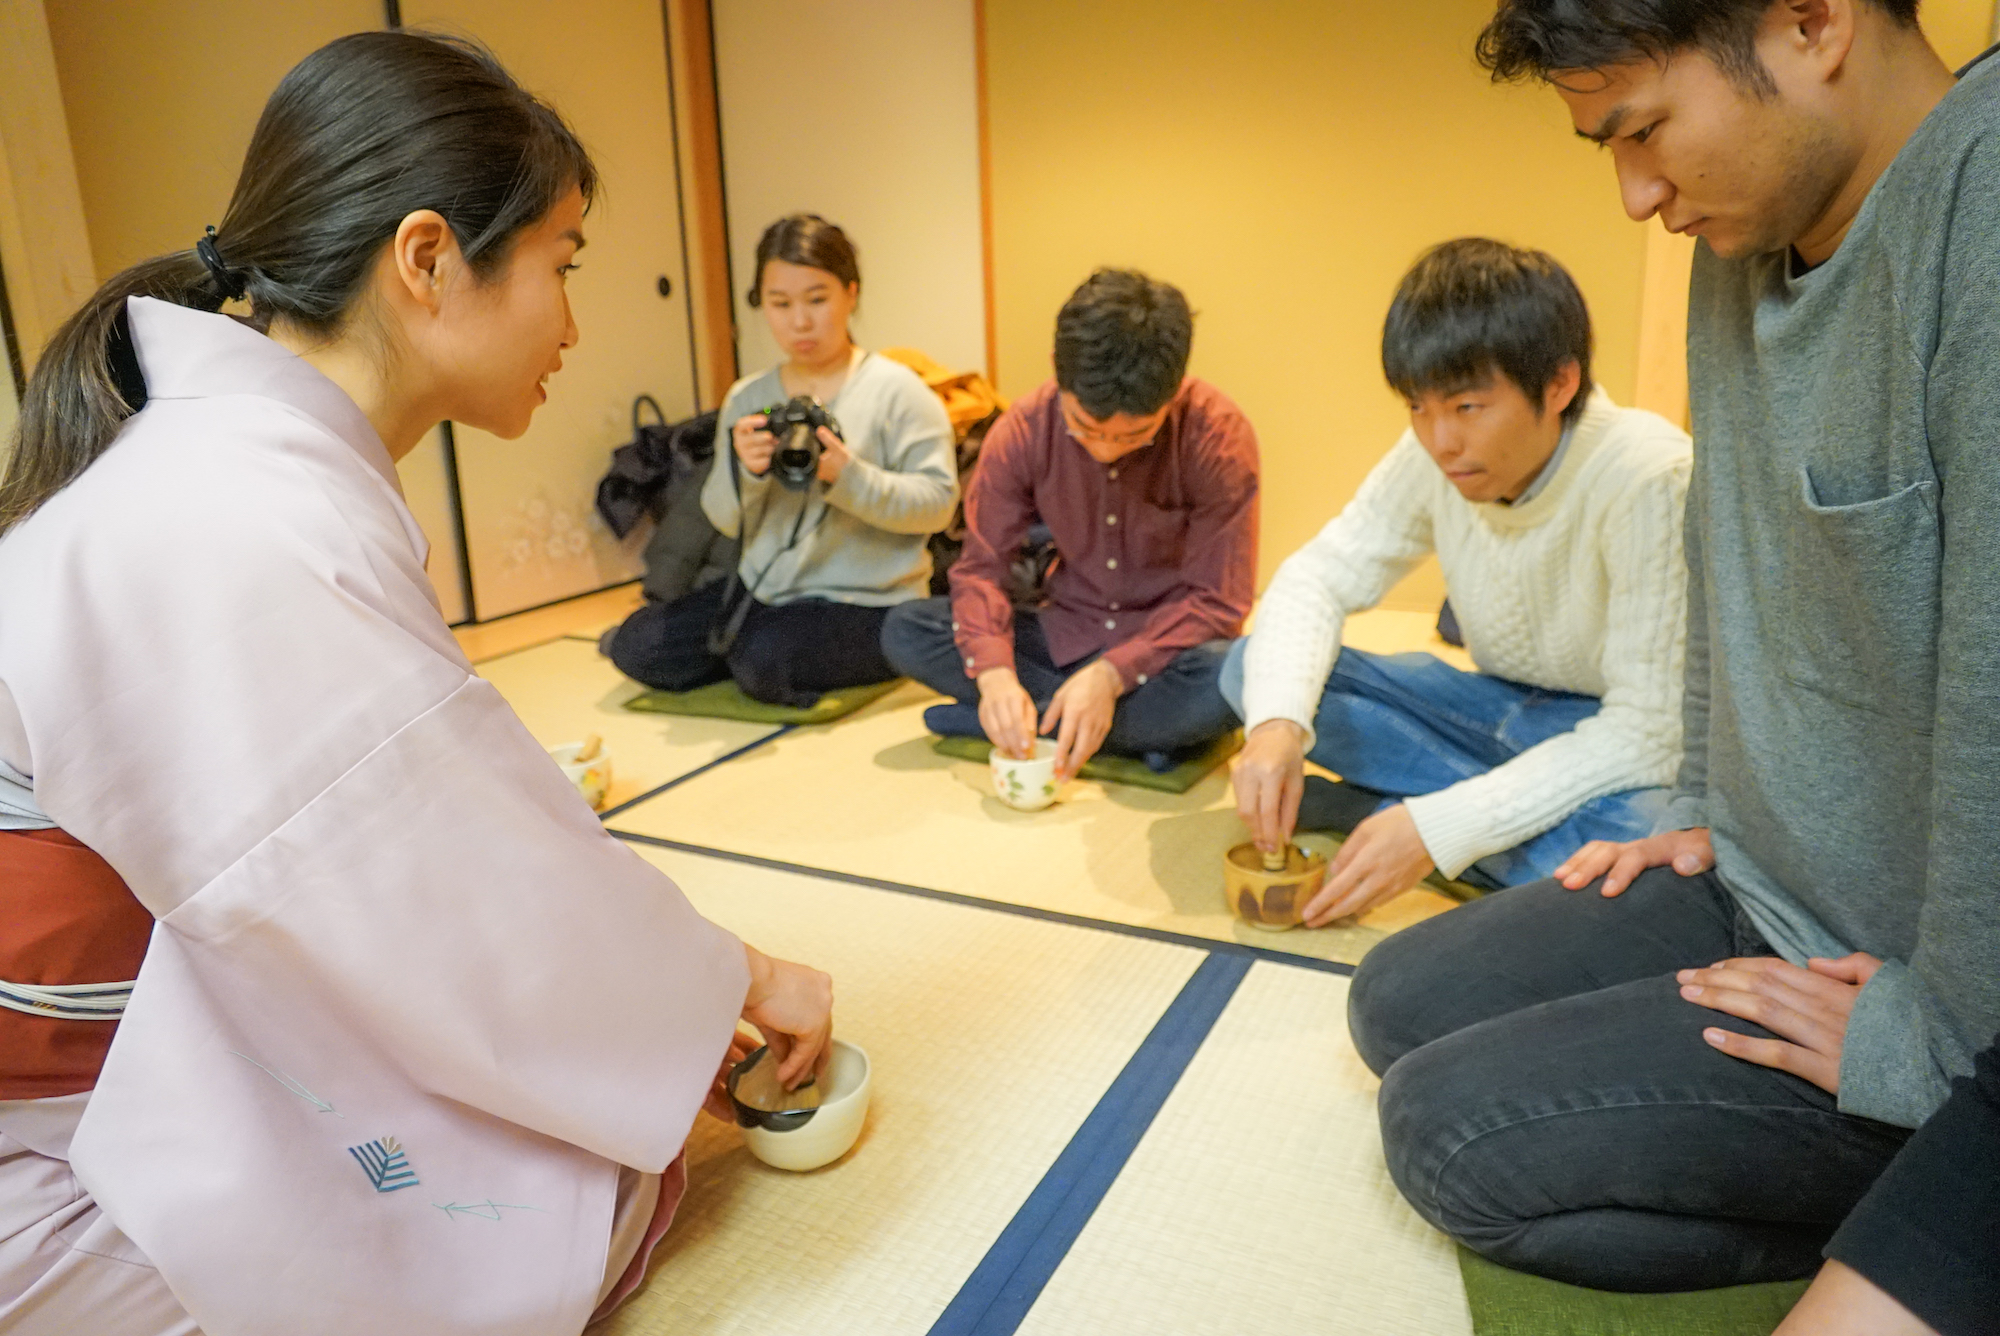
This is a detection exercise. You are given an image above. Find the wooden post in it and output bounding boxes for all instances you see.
[664,0,738,412]
[0,0,98,373]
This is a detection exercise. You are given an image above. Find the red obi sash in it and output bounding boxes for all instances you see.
[0,828,153,1099]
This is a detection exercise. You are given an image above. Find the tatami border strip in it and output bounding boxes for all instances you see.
[927,952,1253,1335]
[605,830,1358,978]
[596,727,795,821]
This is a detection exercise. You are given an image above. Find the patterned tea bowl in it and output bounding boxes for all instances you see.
[990,739,1061,812]
[549,740,612,811]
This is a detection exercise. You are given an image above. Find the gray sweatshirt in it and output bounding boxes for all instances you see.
[702,353,958,607]
[1670,51,2000,1128]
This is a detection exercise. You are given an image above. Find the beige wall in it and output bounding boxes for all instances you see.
[44,0,383,280]
[1924,0,1999,66]
[713,0,987,377]
[0,0,96,371]
[984,0,1662,611]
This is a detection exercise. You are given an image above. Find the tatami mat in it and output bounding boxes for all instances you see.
[454,581,645,663]
[607,680,1456,969]
[1018,962,1472,1336]
[597,844,1208,1336]
[478,637,780,810]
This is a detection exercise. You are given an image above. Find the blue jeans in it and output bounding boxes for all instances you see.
[1220,641,1668,886]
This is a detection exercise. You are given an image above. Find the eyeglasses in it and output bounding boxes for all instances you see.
[1060,400,1165,449]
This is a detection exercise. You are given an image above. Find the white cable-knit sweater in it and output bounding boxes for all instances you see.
[1240,389,1692,877]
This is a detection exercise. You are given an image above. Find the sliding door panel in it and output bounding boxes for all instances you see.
[402,0,699,618]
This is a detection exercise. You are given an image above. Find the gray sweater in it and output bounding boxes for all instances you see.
[1671,51,2000,1128]
[701,353,957,606]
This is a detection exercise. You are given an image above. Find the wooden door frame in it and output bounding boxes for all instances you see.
[664,0,736,411]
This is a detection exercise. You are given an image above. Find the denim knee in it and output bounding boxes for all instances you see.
[1375,1040,1493,1245]
[1217,637,1253,718]
[1346,921,1458,1077]
[880,597,951,677]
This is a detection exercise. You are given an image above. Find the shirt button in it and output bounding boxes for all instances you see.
[951,620,960,631]
[1136,673,1149,685]
[1105,618,1117,630]
[1109,602,1120,611]
[1106,558,1118,570]
[1108,468,1119,479]
[1106,514,1117,526]
[964,657,975,669]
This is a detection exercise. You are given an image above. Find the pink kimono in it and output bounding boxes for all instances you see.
[0,298,748,1333]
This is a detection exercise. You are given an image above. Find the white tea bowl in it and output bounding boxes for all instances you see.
[739,1040,871,1172]
[990,738,1061,811]
[548,741,612,811]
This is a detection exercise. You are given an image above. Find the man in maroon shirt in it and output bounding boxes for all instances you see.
[882,268,1259,779]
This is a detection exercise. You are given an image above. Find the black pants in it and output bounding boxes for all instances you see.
[1349,868,1911,1292]
[607,580,897,708]
[879,596,1239,757]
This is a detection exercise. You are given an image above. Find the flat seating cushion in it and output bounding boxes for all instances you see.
[1458,1248,1809,1336]
[625,677,902,725]
[931,731,1241,796]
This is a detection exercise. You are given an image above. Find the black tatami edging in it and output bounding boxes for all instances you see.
[605,828,1358,978]
[595,726,796,822]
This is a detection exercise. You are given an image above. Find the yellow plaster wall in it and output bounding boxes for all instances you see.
[983,0,1656,608]
[1924,0,1999,67]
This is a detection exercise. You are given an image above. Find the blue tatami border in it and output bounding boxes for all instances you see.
[927,952,1255,1335]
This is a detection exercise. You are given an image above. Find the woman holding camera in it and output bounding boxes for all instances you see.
[606,214,957,706]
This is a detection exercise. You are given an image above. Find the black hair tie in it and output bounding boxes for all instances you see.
[195,226,247,304]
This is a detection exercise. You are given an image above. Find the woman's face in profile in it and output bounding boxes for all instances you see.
[758,259,857,364]
[435,185,585,440]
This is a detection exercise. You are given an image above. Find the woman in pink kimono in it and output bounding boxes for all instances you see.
[0,31,833,1335]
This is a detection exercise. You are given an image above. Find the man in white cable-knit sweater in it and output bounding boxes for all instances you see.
[1225,239,1691,923]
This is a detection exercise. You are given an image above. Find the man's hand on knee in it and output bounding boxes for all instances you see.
[1678,952,1882,1095]
[1556,827,1714,896]
[1232,719,1306,853]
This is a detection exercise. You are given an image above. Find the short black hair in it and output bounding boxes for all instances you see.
[1381,238,1594,426]
[1477,0,1922,94]
[1052,269,1193,418]
[747,214,860,307]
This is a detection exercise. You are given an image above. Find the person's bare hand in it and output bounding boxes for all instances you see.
[1301,804,1435,926]
[732,413,776,474]
[977,667,1038,759]
[1555,827,1714,896]
[1678,952,1882,1094]
[701,1028,761,1122]
[1042,659,1121,781]
[740,945,833,1090]
[812,425,852,483]
[1232,720,1307,854]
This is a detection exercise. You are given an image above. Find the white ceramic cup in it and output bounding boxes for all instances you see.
[990,738,1060,811]
[741,1040,871,1172]
[548,741,612,811]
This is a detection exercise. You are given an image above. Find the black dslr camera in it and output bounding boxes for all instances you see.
[760,396,843,490]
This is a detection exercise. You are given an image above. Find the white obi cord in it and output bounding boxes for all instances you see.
[0,979,134,1021]
[0,758,55,832]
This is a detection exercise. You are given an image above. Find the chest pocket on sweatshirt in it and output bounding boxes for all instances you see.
[1780,468,1938,726]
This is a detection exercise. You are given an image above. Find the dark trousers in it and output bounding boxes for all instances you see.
[1350,868,1911,1292]
[607,580,896,708]
[879,596,1239,757]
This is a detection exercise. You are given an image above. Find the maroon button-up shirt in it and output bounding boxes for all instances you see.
[949,378,1259,691]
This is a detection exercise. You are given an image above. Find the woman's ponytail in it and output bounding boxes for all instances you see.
[0,248,228,534]
[0,29,594,537]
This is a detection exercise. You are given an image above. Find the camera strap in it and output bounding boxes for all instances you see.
[707,440,828,657]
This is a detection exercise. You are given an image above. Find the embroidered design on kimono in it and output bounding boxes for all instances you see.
[434,1200,546,1222]
[230,1050,342,1116]
[348,1137,420,1193]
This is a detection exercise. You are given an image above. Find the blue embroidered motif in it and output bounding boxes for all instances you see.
[230,1050,342,1117]
[348,1137,420,1193]
[434,1200,546,1222]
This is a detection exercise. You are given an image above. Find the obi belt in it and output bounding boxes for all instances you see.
[0,828,151,1099]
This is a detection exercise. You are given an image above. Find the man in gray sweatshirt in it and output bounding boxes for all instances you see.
[1344,0,2000,1294]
